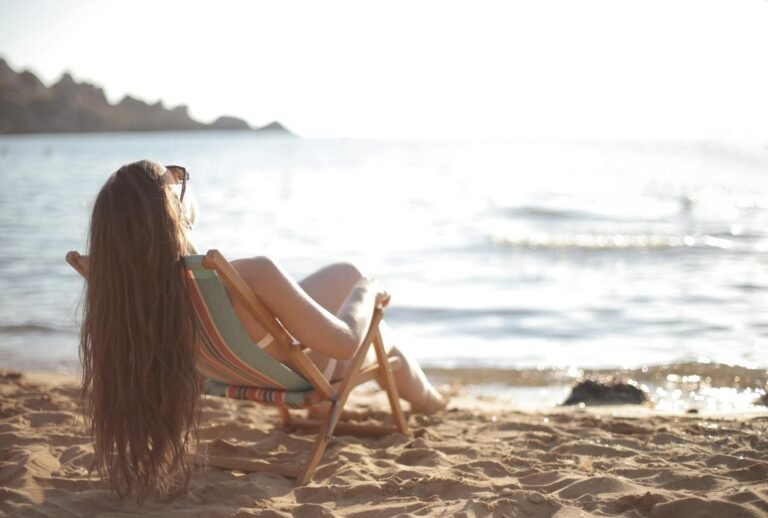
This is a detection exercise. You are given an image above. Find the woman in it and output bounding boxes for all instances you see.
[80,160,445,501]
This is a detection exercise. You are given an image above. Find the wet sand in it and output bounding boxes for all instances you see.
[2,371,767,517]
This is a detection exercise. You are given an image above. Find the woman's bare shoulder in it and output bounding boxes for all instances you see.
[231,256,280,276]
[230,256,300,294]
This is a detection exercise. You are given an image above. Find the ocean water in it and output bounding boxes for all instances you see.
[0,132,766,409]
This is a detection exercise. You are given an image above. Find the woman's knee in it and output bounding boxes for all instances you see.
[298,262,366,313]
[320,262,364,286]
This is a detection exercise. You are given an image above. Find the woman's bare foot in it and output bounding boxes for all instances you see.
[409,387,448,414]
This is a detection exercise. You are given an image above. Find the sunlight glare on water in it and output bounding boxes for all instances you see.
[0,134,767,376]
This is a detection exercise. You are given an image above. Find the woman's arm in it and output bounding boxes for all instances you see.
[231,256,385,360]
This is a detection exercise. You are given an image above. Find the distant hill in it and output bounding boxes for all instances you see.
[0,58,293,135]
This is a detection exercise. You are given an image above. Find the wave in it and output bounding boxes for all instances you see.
[489,232,747,251]
[503,206,613,222]
[386,306,545,322]
[501,195,703,223]
[0,323,72,335]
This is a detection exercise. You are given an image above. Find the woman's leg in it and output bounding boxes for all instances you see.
[377,321,447,414]
[298,263,373,379]
[298,262,364,314]
[299,263,446,414]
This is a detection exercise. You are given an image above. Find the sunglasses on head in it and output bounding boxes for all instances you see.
[165,165,189,202]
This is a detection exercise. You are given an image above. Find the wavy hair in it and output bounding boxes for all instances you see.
[79,160,200,501]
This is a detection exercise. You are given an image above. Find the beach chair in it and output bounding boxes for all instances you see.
[65,249,409,486]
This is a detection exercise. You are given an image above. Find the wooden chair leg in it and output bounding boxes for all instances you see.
[295,314,385,486]
[372,329,408,433]
[278,406,292,425]
[295,400,338,485]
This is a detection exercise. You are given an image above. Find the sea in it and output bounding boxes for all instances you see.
[1,132,766,412]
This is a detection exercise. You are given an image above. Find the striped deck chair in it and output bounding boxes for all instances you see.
[66,249,409,486]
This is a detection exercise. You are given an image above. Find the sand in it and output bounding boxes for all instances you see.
[2,371,768,517]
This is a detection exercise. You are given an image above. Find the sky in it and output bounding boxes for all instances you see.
[1,0,767,139]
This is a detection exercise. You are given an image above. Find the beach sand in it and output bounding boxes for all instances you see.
[2,371,768,517]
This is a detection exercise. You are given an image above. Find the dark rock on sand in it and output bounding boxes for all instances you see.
[753,393,768,407]
[0,370,23,381]
[563,378,649,406]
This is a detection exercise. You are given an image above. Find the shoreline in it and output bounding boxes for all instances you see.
[3,370,768,516]
[15,359,768,385]
[15,364,768,417]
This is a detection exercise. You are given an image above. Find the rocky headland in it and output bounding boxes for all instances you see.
[0,58,290,135]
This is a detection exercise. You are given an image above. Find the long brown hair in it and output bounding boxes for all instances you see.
[80,160,200,501]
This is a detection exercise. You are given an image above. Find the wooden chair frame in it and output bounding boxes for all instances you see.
[66,249,409,486]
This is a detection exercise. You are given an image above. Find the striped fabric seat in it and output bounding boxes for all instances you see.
[184,255,314,406]
[204,380,311,408]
